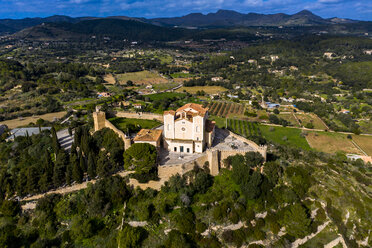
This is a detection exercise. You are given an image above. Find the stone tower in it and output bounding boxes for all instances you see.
[93,111,106,131]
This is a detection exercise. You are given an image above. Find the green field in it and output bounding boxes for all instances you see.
[170,72,194,78]
[259,124,311,150]
[226,118,311,150]
[108,117,161,132]
[146,92,186,101]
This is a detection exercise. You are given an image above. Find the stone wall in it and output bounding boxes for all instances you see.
[116,111,163,122]
[222,129,267,160]
[93,111,132,150]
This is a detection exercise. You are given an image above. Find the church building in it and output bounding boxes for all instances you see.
[163,103,215,154]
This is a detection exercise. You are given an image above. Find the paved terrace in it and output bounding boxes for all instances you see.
[159,128,256,166]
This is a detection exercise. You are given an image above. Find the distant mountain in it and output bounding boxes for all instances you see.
[13,19,189,41]
[0,10,360,36]
[148,9,358,28]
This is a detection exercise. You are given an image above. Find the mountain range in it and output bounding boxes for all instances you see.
[0,9,359,35]
[0,9,367,42]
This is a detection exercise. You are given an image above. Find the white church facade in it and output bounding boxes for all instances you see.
[163,103,215,154]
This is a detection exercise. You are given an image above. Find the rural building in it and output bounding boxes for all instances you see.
[6,127,52,141]
[211,77,223,82]
[163,103,215,154]
[133,129,162,148]
[97,92,111,98]
[133,103,143,110]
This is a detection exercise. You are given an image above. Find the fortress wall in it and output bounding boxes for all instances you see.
[223,129,267,160]
[116,111,163,122]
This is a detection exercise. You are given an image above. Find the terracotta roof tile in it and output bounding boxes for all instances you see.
[133,129,162,142]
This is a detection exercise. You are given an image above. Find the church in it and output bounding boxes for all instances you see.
[163,103,215,154]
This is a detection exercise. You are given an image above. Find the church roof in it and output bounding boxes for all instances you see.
[176,103,208,116]
[133,129,162,142]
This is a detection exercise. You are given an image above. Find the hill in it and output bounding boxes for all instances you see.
[13,19,189,41]
[149,9,358,28]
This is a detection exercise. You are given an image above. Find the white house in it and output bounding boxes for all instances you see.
[163,103,215,154]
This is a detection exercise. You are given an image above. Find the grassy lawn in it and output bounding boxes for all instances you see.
[108,117,161,132]
[259,124,311,150]
[116,70,167,85]
[209,116,226,129]
[176,86,228,94]
[306,131,362,155]
[351,135,372,156]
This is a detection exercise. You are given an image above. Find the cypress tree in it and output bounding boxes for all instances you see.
[72,152,83,183]
[87,152,96,179]
[53,151,68,187]
[51,127,60,153]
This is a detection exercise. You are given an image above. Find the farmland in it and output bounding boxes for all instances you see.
[351,135,372,156]
[116,70,167,85]
[176,86,228,94]
[207,101,245,117]
[295,113,328,130]
[306,132,362,155]
[226,118,311,150]
[0,111,67,129]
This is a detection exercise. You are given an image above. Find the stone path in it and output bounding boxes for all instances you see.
[324,236,347,248]
[291,221,331,248]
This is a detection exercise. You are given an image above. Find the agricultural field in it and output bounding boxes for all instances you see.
[351,135,372,156]
[146,92,186,101]
[103,73,116,84]
[358,120,372,134]
[226,118,311,150]
[259,124,311,150]
[0,111,67,129]
[176,86,228,94]
[170,72,195,78]
[108,117,161,133]
[152,82,179,91]
[306,132,362,155]
[207,101,245,117]
[278,113,300,127]
[116,70,167,85]
[295,113,328,130]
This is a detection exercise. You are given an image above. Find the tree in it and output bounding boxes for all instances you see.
[117,224,147,248]
[123,143,157,174]
[53,151,68,187]
[280,203,311,238]
[87,152,97,179]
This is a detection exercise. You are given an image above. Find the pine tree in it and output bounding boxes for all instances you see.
[87,152,96,179]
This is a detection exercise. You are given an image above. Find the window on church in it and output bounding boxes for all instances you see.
[167,124,170,131]
[174,147,177,152]
[196,126,199,132]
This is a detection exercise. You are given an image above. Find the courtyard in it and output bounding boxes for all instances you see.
[159,128,257,166]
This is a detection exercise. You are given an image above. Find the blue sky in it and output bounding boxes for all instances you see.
[1,0,371,20]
